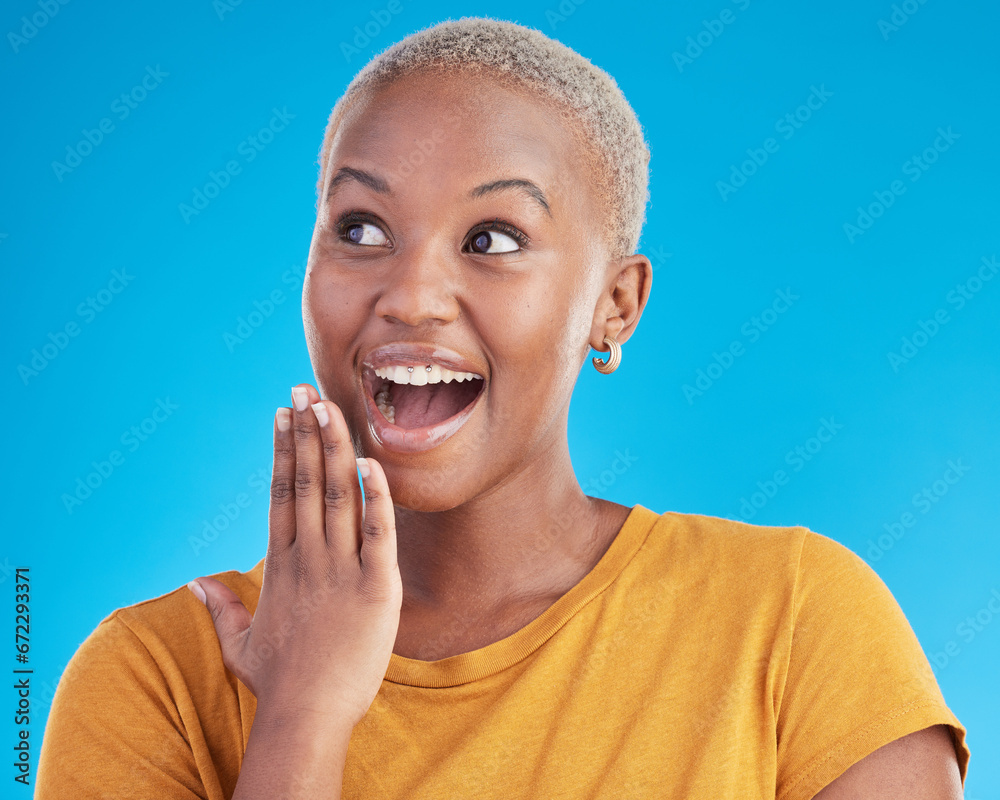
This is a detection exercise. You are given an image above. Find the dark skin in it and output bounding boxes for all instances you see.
[302,68,651,660]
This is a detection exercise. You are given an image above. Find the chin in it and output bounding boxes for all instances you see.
[368,459,475,514]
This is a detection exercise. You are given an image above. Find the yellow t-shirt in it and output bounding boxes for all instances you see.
[36,504,970,799]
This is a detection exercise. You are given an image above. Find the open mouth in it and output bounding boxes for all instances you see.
[362,365,485,431]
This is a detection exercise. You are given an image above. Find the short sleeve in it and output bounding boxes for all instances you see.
[775,530,971,800]
[36,613,206,799]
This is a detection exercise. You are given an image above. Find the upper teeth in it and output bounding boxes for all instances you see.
[374,365,482,386]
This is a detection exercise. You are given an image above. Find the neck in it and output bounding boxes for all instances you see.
[392,432,624,615]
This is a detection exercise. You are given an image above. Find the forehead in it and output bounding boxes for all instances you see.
[328,68,596,215]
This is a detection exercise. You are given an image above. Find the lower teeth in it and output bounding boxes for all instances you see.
[375,388,395,424]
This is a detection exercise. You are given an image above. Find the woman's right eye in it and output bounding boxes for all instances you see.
[341,221,389,247]
[333,211,392,247]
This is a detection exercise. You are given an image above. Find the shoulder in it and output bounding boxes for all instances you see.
[37,562,264,797]
[62,558,265,690]
[48,559,266,732]
[635,505,872,581]
[609,506,819,648]
[624,506,901,640]
[110,558,265,648]
[632,505,814,585]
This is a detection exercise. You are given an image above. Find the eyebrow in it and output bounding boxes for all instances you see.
[326,167,552,216]
[471,178,551,216]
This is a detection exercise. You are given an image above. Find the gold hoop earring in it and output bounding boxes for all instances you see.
[592,335,621,374]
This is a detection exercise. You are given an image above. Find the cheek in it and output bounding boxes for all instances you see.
[520,270,592,353]
[490,280,589,403]
[305,269,362,324]
[302,272,366,367]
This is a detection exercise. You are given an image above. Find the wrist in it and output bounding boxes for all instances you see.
[251,699,358,742]
[236,701,353,799]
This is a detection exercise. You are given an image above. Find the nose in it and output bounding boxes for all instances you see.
[374,239,461,327]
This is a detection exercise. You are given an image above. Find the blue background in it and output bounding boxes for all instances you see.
[3,0,998,793]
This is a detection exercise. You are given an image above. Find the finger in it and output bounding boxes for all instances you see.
[189,577,252,669]
[311,399,364,563]
[268,407,296,550]
[290,384,327,547]
[357,457,398,583]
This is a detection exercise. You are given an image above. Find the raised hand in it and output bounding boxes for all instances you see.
[188,383,402,731]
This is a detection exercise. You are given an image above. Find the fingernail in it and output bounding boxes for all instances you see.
[312,402,330,427]
[356,458,371,479]
[187,579,207,605]
[291,386,309,412]
[276,408,291,432]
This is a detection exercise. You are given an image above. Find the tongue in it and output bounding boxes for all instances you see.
[391,380,480,430]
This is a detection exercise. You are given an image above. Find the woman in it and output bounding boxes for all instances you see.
[37,17,970,799]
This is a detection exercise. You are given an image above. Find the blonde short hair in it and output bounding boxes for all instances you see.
[316,16,651,261]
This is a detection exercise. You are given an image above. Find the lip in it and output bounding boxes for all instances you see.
[360,342,486,378]
[359,342,487,454]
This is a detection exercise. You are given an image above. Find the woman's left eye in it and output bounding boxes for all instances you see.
[467,218,529,253]
[467,228,523,254]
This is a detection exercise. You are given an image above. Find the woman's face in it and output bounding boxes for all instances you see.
[304,68,624,511]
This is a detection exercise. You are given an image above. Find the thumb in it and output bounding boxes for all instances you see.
[187,576,253,664]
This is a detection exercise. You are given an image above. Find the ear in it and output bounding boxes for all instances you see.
[589,252,653,352]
